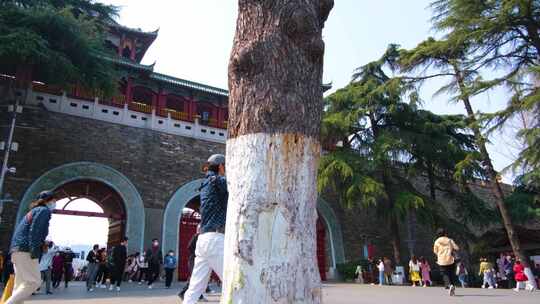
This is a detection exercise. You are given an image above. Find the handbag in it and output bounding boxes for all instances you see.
[0,274,15,303]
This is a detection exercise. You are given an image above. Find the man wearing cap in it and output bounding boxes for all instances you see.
[5,190,56,304]
[181,154,228,304]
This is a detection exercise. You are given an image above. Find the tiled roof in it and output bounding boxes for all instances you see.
[103,56,155,72]
[150,73,229,97]
[110,23,158,37]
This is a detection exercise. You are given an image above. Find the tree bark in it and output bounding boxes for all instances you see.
[452,64,536,287]
[223,1,333,303]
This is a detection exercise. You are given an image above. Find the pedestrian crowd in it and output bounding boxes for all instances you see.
[357,228,539,297]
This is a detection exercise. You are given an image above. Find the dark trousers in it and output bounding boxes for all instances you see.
[439,263,457,287]
[52,270,62,288]
[138,268,148,282]
[111,264,125,287]
[165,268,174,287]
[148,264,160,285]
[96,264,109,284]
[63,264,72,287]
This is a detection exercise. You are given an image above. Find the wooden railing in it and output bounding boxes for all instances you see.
[128,101,152,114]
[32,83,62,95]
[161,108,190,121]
[99,95,126,108]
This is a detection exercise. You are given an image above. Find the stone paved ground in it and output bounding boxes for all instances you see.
[3,281,538,304]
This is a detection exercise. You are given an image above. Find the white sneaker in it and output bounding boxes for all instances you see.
[116,287,120,292]
[138,281,142,285]
[488,286,494,289]
[148,284,153,289]
[109,285,113,291]
[449,285,455,296]
[100,285,106,289]
[481,285,486,289]
[89,288,94,292]
[129,280,132,283]
[513,287,520,292]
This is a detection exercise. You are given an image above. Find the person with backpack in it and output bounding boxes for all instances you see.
[4,190,55,304]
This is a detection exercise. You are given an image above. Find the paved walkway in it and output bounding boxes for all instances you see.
[3,281,538,303]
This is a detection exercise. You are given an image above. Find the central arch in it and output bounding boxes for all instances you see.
[15,162,145,253]
[162,179,345,279]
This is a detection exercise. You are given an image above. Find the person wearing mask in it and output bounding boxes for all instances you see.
[182,154,228,304]
[38,241,55,295]
[110,237,128,292]
[164,250,177,288]
[146,238,163,289]
[433,228,459,296]
[85,244,100,291]
[4,190,55,304]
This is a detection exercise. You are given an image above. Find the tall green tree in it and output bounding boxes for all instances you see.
[430,0,540,189]
[0,0,119,95]
[318,46,486,263]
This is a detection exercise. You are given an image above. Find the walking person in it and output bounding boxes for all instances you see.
[456,260,468,288]
[377,258,385,286]
[164,250,177,288]
[146,239,163,289]
[479,257,496,289]
[419,256,432,287]
[433,228,459,296]
[181,154,228,304]
[409,256,421,287]
[109,237,128,292]
[63,248,74,288]
[137,251,148,284]
[383,257,393,285]
[38,241,54,295]
[51,250,64,289]
[4,190,55,304]
[85,244,99,291]
[513,259,536,292]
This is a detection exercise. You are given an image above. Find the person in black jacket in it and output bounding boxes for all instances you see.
[146,238,162,289]
[85,244,99,291]
[109,237,128,292]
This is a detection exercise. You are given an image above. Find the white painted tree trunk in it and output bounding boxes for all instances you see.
[222,133,322,304]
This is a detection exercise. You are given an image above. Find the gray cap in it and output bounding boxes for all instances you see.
[207,154,225,166]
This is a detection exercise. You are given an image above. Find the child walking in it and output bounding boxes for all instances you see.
[409,256,421,287]
[513,260,536,292]
[479,258,496,289]
[419,257,432,287]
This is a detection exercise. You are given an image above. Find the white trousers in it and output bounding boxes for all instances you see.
[183,232,224,304]
[5,252,41,304]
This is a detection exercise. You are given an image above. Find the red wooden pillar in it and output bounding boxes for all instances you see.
[125,78,133,104]
[157,90,166,116]
[211,106,218,127]
[190,98,197,121]
[217,108,224,129]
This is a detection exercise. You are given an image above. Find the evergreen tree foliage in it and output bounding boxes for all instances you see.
[0,0,118,94]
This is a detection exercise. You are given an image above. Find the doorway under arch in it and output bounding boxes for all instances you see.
[15,162,145,253]
[52,179,126,248]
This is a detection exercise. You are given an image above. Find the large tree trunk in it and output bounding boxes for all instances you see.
[453,65,536,288]
[223,1,333,303]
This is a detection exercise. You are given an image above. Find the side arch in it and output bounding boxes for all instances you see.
[162,180,345,279]
[317,198,346,278]
[16,162,145,253]
[161,179,203,256]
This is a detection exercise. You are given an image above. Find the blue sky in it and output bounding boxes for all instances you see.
[102,0,518,181]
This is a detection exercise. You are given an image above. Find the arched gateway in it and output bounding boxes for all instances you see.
[162,179,345,280]
[15,162,145,253]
